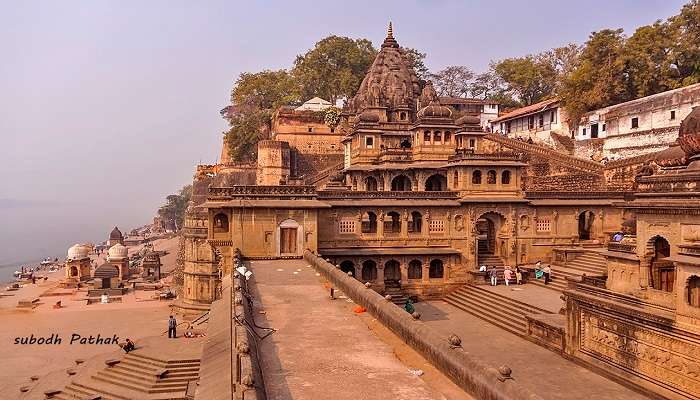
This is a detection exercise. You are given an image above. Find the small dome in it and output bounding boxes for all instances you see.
[417,101,452,119]
[109,226,123,240]
[456,114,480,126]
[94,263,119,279]
[108,243,128,259]
[67,244,89,261]
[678,107,700,158]
[357,110,380,123]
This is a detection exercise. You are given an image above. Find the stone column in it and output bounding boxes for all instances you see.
[400,209,408,239]
[639,259,650,289]
[377,209,384,238]
[382,173,390,191]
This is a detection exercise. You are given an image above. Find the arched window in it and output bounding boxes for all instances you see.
[650,236,673,292]
[365,176,378,191]
[688,276,700,308]
[340,260,356,277]
[472,170,482,184]
[409,211,422,234]
[444,132,451,143]
[433,131,442,143]
[469,138,475,148]
[384,260,401,282]
[391,175,412,191]
[384,211,401,234]
[408,260,422,279]
[213,213,229,233]
[501,170,511,185]
[453,170,459,189]
[487,170,497,184]
[400,112,407,120]
[424,131,431,143]
[429,259,444,279]
[400,139,411,148]
[425,174,447,191]
[361,212,377,233]
[362,260,377,281]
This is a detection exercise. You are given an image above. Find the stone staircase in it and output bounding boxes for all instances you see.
[443,285,553,337]
[478,253,504,267]
[53,351,200,400]
[384,282,408,306]
[529,251,608,292]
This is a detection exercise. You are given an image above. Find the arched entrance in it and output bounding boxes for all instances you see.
[391,175,412,191]
[384,260,401,287]
[425,174,447,191]
[278,219,300,256]
[648,236,673,292]
[365,176,378,191]
[340,260,355,277]
[578,211,595,240]
[475,212,506,263]
[361,260,377,281]
[70,266,78,277]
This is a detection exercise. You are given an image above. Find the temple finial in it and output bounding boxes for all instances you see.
[387,21,393,39]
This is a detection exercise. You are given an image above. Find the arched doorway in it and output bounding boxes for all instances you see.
[384,211,401,235]
[391,175,412,191]
[429,259,444,278]
[365,176,378,191]
[425,174,447,191]
[70,266,78,277]
[340,260,355,277]
[475,212,505,262]
[688,276,700,308]
[384,260,401,287]
[361,260,377,281]
[408,260,422,279]
[278,219,300,256]
[361,212,377,233]
[578,211,595,240]
[649,236,673,292]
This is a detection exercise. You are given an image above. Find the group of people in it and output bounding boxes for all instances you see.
[479,261,552,286]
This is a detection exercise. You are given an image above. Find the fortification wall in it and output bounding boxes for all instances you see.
[304,250,543,400]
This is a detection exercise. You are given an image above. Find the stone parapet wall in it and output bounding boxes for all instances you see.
[603,127,678,160]
[524,174,605,192]
[304,250,543,400]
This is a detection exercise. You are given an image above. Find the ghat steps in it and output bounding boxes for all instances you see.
[52,351,200,400]
[443,285,553,337]
[529,251,608,293]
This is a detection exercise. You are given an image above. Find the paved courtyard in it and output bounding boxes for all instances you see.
[247,259,458,400]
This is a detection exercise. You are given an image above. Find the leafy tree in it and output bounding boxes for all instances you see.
[230,70,299,112]
[621,22,677,98]
[292,36,377,104]
[668,0,700,85]
[157,185,192,231]
[492,56,557,105]
[224,110,271,162]
[430,66,474,98]
[560,29,629,125]
[402,47,430,80]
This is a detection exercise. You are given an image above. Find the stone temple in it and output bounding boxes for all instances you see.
[165,24,700,400]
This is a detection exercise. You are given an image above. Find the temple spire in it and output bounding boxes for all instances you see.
[387,21,393,39]
[382,21,398,48]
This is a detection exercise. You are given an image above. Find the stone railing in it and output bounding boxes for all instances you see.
[378,147,413,162]
[448,151,521,163]
[304,250,543,400]
[208,185,317,199]
[318,190,459,200]
[524,191,629,199]
[580,275,607,289]
[485,133,604,174]
[607,242,636,253]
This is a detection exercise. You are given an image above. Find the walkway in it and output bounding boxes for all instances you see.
[415,300,648,400]
[247,259,450,400]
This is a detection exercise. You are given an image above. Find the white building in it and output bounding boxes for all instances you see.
[440,97,499,131]
[489,98,568,145]
[575,84,700,160]
[294,97,333,112]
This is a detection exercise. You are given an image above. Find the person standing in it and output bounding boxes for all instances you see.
[168,315,177,338]
[489,266,498,286]
[543,265,552,285]
[515,267,523,285]
[503,267,513,286]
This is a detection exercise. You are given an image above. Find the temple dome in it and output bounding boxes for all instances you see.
[357,110,380,123]
[417,101,453,119]
[109,226,123,241]
[678,106,700,158]
[347,23,421,114]
[67,244,89,261]
[108,243,128,260]
[456,114,481,126]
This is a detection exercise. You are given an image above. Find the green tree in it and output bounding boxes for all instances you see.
[292,36,377,104]
[230,69,299,112]
[430,66,475,98]
[622,22,677,98]
[224,110,271,162]
[560,29,629,124]
[668,0,700,85]
[157,185,192,231]
[402,47,430,80]
[492,55,557,105]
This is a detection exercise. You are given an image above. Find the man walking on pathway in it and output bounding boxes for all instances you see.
[168,315,177,338]
[489,266,498,286]
[543,265,552,285]
[503,266,513,286]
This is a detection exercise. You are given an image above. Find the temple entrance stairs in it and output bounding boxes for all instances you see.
[529,251,608,293]
[443,285,553,337]
[53,350,200,400]
[478,253,504,267]
[384,281,408,306]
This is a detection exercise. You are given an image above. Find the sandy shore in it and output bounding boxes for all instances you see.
[0,236,184,398]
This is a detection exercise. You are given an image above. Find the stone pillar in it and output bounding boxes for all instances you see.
[400,209,408,239]
[377,210,385,237]
[382,173,390,191]
[639,259,651,289]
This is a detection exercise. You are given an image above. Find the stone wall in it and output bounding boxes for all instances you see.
[304,250,543,400]
[603,127,678,160]
[256,140,290,185]
[291,151,343,179]
[524,174,605,192]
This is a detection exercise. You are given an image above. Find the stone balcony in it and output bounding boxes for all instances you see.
[318,190,459,200]
[208,185,317,200]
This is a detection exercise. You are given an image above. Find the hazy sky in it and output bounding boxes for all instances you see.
[0,0,687,264]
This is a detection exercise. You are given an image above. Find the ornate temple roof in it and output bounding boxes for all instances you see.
[67,244,89,261]
[109,226,123,240]
[108,243,128,259]
[347,23,422,114]
[679,106,700,159]
[94,263,119,279]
